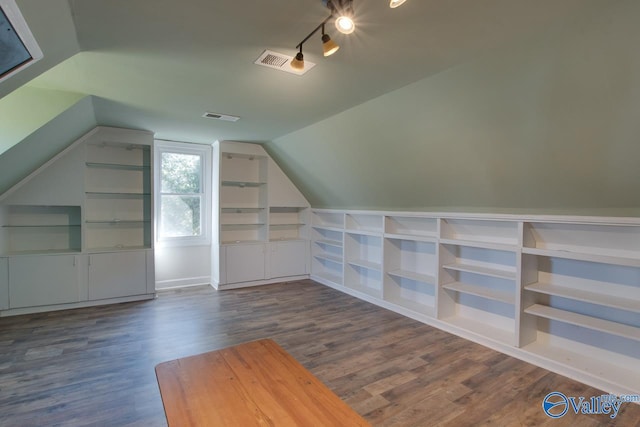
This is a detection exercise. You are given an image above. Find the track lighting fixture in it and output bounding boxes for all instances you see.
[290,47,304,71]
[389,0,408,8]
[321,24,340,57]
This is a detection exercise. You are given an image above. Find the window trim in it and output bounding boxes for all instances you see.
[0,0,43,83]
[154,140,212,247]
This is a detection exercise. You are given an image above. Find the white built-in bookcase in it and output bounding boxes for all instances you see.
[0,127,155,316]
[212,141,310,289]
[310,209,640,396]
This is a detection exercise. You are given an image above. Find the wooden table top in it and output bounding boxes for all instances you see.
[155,339,370,426]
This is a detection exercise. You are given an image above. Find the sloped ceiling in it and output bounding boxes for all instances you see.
[8,0,604,144]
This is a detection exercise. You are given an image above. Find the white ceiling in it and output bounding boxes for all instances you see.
[8,0,604,143]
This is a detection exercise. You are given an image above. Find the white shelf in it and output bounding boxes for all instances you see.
[315,239,343,248]
[222,239,264,245]
[313,271,343,285]
[387,269,435,284]
[443,281,515,305]
[7,248,81,256]
[525,282,640,313]
[314,253,343,264]
[86,162,149,171]
[522,247,640,267]
[442,262,516,280]
[345,230,381,237]
[385,296,435,317]
[442,315,514,346]
[312,225,343,233]
[440,238,518,252]
[347,259,382,271]
[525,304,640,342]
[384,233,436,243]
[220,180,265,187]
[347,283,383,299]
[523,341,640,393]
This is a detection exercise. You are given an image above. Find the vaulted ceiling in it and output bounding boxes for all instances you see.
[1,0,605,145]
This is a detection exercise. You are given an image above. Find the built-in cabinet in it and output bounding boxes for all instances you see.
[311,209,640,396]
[0,127,155,316]
[212,141,310,289]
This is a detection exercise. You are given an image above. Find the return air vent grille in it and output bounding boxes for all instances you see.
[202,112,240,122]
[254,49,315,76]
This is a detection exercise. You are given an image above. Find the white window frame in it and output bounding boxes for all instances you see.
[154,140,212,247]
[0,0,43,83]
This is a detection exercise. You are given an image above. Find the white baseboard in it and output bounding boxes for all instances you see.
[155,276,211,290]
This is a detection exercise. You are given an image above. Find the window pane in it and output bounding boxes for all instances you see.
[161,153,201,194]
[160,195,201,237]
[0,7,32,77]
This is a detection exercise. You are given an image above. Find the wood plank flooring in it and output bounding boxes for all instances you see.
[0,280,638,426]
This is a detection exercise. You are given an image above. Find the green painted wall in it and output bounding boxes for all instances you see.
[0,86,85,155]
[268,1,640,216]
[0,96,97,195]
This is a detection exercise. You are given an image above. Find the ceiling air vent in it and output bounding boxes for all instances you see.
[254,49,315,76]
[202,112,240,122]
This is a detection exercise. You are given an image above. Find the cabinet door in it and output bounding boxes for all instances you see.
[269,240,308,279]
[9,255,80,308]
[225,244,265,284]
[88,251,147,300]
[0,258,8,310]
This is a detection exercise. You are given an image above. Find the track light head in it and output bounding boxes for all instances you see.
[322,34,339,56]
[328,0,355,34]
[389,0,408,8]
[290,50,304,71]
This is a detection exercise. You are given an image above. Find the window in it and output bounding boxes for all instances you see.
[0,0,43,83]
[155,141,211,246]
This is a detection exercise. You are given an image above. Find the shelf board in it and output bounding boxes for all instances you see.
[220,223,265,227]
[313,253,343,264]
[384,233,437,243]
[269,238,306,242]
[311,225,344,233]
[443,281,515,305]
[88,245,151,252]
[314,239,343,248]
[86,162,149,171]
[221,180,265,188]
[221,240,264,245]
[269,223,305,227]
[524,304,640,342]
[525,282,640,313]
[5,249,82,256]
[442,315,515,346]
[384,296,435,317]
[440,238,518,252]
[345,230,381,237]
[346,283,383,299]
[522,247,640,267]
[86,220,149,225]
[2,224,80,228]
[312,271,343,286]
[347,259,382,271]
[387,269,435,285]
[442,262,516,280]
[221,207,264,213]
[523,341,640,392]
[86,192,150,198]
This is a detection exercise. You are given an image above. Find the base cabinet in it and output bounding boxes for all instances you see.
[88,251,149,300]
[269,240,308,279]
[9,255,81,308]
[224,244,266,284]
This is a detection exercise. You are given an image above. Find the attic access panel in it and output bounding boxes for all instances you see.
[0,0,42,83]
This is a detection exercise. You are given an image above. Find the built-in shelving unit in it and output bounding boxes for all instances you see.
[0,127,156,317]
[212,141,310,289]
[310,209,640,396]
[85,141,152,252]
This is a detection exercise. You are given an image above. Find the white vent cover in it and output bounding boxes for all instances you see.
[254,49,315,76]
[202,112,240,122]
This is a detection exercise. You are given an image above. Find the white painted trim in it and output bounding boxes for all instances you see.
[214,275,309,291]
[0,0,43,83]
[0,293,155,317]
[155,276,211,290]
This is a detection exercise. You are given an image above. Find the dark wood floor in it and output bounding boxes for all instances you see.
[0,280,638,426]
